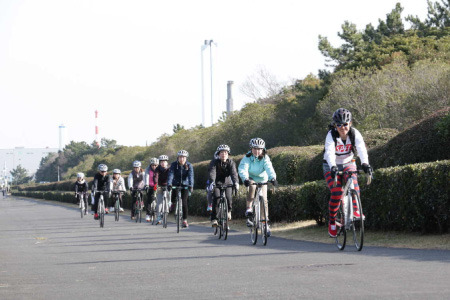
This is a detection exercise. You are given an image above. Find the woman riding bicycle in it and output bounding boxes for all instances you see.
[110,169,126,212]
[167,150,194,228]
[155,155,170,225]
[92,164,112,220]
[144,158,159,222]
[323,108,372,237]
[74,172,89,215]
[128,160,146,220]
[238,138,277,236]
[208,144,239,227]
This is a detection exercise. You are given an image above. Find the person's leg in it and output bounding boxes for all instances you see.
[211,188,220,221]
[181,189,189,221]
[246,179,256,212]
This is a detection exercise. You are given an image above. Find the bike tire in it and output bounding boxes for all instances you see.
[176,198,180,233]
[250,203,258,245]
[115,198,120,222]
[99,199,104,228]
[223,198,229,241]
[163,212,168,228]
[335,199,346,250]
[351,189,364,251]
[260,196,267,246]
[217,201,223,239]
[79,195,84,219]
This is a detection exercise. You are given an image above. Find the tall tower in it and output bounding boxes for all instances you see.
[58,124,66,151]
[95,110,100,148]
[226,81,234,116]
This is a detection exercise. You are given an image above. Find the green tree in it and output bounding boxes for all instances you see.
[173,124,185,133]
[10,165,32,185]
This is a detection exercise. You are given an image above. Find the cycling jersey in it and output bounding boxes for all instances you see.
[167,161,194,187]
[111,176,126,192]
[155,165,170,186]
[323,127,369,168]
[144,166,158,187]
[128,169,145,189]
[92,173,111,192]
[74,179,88,193]
[208,158,239,185]
[238,152,276,183]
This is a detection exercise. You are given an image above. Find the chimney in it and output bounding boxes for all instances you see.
[226,81,234,116]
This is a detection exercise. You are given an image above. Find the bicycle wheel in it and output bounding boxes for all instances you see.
[335,200,346,250]
[250,203,258,245]
[176,198,181,233]
[260,196,267,246]
[218,200,224,239]
[115,198,120,222]
[163,196,168,228]
[99,199,104,228]
[223,198,229,240]
[351,189,364,251]
[79,195,84,219]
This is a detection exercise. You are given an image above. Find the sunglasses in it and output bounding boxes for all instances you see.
[336,123,349,128]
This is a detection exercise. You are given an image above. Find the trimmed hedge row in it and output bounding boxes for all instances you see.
[14,160,450,233]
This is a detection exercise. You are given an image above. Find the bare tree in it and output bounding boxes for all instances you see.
[240,66,285,103]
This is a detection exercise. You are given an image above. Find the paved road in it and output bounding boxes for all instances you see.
[1,195,449,299]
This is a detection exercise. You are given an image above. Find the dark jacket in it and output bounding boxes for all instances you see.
[92,173,111,192]
[208,158,239,185]
[74,179,89,193]
[156,165,170,186]
[167,161,194,187]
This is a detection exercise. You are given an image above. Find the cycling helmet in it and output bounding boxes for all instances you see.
[113,169,121,174]
[249,138,266,149]
[332,108,352,125]
[177,150,189,157]
[77,172,84,179]
[132,160,141,168]
[149,157,159,165]
[158,155,169,161]
[98,164,108,172]
[216,144,230,153]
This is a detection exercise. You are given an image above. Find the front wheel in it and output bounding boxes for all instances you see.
[223,200,229,240]
[250,203,258,245]
[335,200,346,250]
[115,198,120,222]
[260,197,267,246]
[351,190,364,251]
[176,199,181,233]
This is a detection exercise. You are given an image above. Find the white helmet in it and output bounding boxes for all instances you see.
[216,144,230,153]
[158,155,169,161]
[132,160,141,168]
[150,157,159,165]
[77,172,84,179]
[177,150,189,157]
[113,169,121,174]
[98,164,108,172]
[249,138,266,149]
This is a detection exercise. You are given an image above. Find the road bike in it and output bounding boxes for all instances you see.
[213,183,234,240]
[333,169,372,251]
[160,186,170,228]
[248,182,272,246]
[76,192,88,218]
[112,191,124,222]
[96,190,108,228]
[133,188,144,223]
[172,186,188,233]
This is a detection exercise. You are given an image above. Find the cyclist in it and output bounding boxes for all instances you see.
[155,155,170,225]
[92,164,112,220]
[323,108,372,237]
[128,160,146,220]
[238,138,277,236]
[208,144,239,227]
[167,150,194,228]
[110,169,126,212]
[74,172,89,215]
[144,158,159,222]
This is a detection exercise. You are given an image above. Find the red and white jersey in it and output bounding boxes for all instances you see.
[323,128,369,167]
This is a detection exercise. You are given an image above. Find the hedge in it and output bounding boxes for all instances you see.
[13,160,449,233]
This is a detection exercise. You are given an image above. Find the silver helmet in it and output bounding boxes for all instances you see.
[132,160,141,168]
[98,164,108,172]
[249,138,265,149]
[113,169,121,174]
[76,172,84,179]
[332,108,352,125]
[158,155,169,161]
[177,150,189,157]
[149,157,159,165]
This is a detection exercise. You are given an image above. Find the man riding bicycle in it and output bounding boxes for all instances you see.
[128,160,146,220]
[92,164,112,220]
[323,108,372,237]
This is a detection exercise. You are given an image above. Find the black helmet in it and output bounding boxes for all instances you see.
[332,108,352,125]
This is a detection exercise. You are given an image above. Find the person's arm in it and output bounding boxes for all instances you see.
[230,160,239,184]
[188,163,194,188]
[263,155,277,181]
[167,164,174,187]
[75,182,78,193]
[128,174,133,190]
[238,156,250,182]
[354,128,369,165]
[324,131,337,168]
[92,176,98,192]
[84,182,89,192]
[208,159,216,183]
[144,167,150,186]
[154,171,159,186]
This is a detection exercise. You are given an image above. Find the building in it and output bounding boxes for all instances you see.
[0,147,59,178]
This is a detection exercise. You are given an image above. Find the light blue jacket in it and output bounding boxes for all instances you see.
[238,152,276,183]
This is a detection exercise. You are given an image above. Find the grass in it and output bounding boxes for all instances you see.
[189,216,450,250]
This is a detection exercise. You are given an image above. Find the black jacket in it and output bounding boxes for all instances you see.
[208,158,239,185]
[92,173,111,192]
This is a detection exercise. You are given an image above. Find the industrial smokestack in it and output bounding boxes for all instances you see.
[58,124,66,151]
[226,81,234,116]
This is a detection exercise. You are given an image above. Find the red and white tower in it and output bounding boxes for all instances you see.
[95,110,100,148]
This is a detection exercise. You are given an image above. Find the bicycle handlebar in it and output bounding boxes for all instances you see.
[171,186,189,190]
[214,183,235,189]
[333,170,372,187]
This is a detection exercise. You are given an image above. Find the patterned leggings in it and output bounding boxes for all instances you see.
[323,163,360,224]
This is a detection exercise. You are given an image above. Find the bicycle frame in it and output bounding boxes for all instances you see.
[161,187,170,228]
[76,192,88,218]
[112,191,123,222]
[172,186,188,233]
[215,184,234,240]
[134,189,144,223]
[249,182,270,246]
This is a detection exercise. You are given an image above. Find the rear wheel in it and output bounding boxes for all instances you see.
[99,199,104,228]
[260,197,267,246]
[335,200,346,250]
[79,195,83,219]
[250,203,258,245]
[115,198,120,222]
[176,198,181,233]
[351,190,364,251]
[223,199,229,240]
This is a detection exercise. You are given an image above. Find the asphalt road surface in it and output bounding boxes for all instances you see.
[1,195,449,299]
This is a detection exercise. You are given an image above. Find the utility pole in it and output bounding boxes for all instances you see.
[201,39,217,126]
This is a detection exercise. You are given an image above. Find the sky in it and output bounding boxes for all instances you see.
[0,0,428,149]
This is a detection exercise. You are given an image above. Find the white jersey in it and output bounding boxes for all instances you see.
[323,127,369,168]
